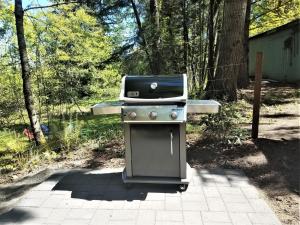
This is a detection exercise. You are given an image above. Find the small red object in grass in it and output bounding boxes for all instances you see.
[23,128,34,140]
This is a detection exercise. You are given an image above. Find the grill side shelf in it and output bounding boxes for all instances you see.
[187,100,221,114]
[91,101,122,115]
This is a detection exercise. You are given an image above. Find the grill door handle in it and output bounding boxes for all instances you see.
[170,132,173,156]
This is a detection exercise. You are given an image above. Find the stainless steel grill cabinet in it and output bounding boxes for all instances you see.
[91,74,220,190]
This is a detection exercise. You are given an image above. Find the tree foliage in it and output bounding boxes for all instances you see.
[0,3,121,125]
[250,0,300,35]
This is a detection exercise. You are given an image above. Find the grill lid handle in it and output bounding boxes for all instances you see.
[170,131,173,156]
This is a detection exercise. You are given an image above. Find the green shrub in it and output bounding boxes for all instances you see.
[199,100,251,143]
[48,115,83,152]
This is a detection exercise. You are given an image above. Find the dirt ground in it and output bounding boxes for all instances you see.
[0,82,299,224]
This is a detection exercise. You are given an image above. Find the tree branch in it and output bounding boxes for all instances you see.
[24,1,80,12]
[129,0,152,68]
[96,43,134,69]
[130,0,143,31]
[251,0,293,21]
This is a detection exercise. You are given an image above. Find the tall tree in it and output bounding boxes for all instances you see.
[182,0,189,72]
[237,0,251,88]
[211,0,248,101]
[130,0,152,70]
[15,0,43,145]
[149,0,162,74]
[206,0,222,93]
[207,0,215,80]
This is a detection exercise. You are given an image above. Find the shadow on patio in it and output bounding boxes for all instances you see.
[52,171,182,201]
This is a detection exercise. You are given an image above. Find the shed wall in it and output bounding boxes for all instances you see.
[249,26,300,82]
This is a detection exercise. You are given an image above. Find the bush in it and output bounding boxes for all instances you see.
[47,115,83,152]
[199,100,251,143]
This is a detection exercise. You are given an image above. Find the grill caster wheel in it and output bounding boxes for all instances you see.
[178,184,188,192]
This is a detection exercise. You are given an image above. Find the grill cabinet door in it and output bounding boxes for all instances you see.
[130,124,180,177]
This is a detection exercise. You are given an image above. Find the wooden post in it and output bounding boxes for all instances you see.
[251,52,263,139]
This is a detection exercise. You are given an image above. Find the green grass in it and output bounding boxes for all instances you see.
[0,129,34,172]
[0,130,30,154]
[46,113,122,152]
[0,111,122,173]
[80,114,122,141]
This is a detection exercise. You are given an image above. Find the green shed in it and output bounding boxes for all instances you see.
[249,19,300,82]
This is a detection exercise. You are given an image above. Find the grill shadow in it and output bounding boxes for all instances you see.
[52,171,179,201]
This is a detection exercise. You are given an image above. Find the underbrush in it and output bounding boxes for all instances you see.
[0,113,122,174]
[188,100,252,144]
[0,99,255,175]
[0,130,31,172]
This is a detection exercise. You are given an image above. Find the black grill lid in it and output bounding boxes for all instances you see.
[124,75,184,99]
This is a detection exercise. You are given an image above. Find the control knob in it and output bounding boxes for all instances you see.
[128,112,137,119]
[170,111,177,120]
[149,111,158,120]
[150,82,158,90]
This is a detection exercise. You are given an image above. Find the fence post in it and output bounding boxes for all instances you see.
[251,52,263,139]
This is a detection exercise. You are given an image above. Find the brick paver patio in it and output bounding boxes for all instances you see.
[0,167,282,225]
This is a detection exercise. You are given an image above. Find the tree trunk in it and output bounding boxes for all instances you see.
[182,0,189,72]
[15,0,43,145]
[198,0,204,82]
[207,0,215,84]
[130,0,152,71]
[212,0,248,101]
[149,0,161,74]
[238,0,251,88]
[162,0,177,74]
[205,0,221,94]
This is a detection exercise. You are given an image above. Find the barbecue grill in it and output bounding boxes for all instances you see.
[92,74,220,190]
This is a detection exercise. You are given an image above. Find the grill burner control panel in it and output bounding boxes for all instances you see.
[122,105,186,123]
